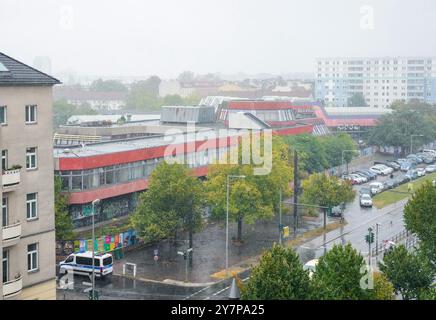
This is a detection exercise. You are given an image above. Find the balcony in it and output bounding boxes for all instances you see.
[3,276,23,299]
[2,168,21,192]
[2,222,21,247]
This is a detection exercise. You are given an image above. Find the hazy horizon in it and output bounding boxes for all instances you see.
[1,0,435,79]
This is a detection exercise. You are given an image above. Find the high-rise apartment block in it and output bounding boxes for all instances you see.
[315,57,436,108]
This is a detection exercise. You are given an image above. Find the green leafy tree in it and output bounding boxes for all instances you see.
[205,135,293,242]
[130,162,204,243]
[126,76,162,112]
[404,182,436,268]
[300,173,355,217]
[163,94,184,105]
[311,244,368,299]
[53,99,97,128]
[54,176,74,240]
[347,93,367,107]
[89,79,127,92]
[369,272,395,300]
[367,109,435,154]
[379,245,434,300]
[177,71,195,83]
[241,244,311,300]
[282,134,328,173]
[320,133,357,168]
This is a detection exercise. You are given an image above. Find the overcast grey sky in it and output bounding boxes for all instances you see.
[1,0,435,78]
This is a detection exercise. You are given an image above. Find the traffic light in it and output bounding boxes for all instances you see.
[370,232,375,243]
[365,231,375,244]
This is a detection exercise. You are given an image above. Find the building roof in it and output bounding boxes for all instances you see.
[313,106,391,127]
[0,52,61,86]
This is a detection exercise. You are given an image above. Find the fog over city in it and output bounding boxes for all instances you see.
[1,0,436,78]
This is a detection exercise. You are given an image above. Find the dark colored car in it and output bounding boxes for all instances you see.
[353,171,373,181]
[359,169,378,179]
[386,161,401,171]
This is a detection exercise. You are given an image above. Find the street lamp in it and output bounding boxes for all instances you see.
[226,175,245,277]
[341,149,359,176]
[410,134,424,154]
[375,223,381,262]
[91,198,100,300]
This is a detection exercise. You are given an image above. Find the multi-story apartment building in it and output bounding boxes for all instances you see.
[315,57,436,108]
[0,52,60,300]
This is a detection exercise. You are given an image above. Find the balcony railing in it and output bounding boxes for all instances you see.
[2,168,21,191]
[2,221,21,247]
[2,276,23,299]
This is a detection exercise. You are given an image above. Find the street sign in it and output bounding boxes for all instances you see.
[154,249,159,256]
[154,255,159,261]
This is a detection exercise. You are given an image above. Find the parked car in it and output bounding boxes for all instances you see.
[425,165,436,173]
[416,153,434,164]
[349,173,367,184]
[396,158,408,164]
[353,171,373,181]
[370,165,392,176]
[407,154,422,164]
[386,161,401,171]
[359,186,372,197]
[405,169,418,181]
[400,161,415,172]
[416,168,426,177]
[360,194,373,208]
[358,169,378,180]
[395,175,410,185]
[369,182,384,195]
[330,203,345,217]
[384,179,396,189]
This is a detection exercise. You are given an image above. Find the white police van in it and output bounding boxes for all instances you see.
[59,251,113,278]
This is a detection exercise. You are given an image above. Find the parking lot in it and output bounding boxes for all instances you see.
[342,149,436,208]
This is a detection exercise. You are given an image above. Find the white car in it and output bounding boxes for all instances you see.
[416,168,426,177]
[360,194,373,207]
[426,165,436,173]
[349,173,367,184]
[369,182,384,195]
[303,259,319,278]
[59,251,113,278]
[369,165,390,176]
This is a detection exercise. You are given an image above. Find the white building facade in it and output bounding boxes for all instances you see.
[315,57,436,108]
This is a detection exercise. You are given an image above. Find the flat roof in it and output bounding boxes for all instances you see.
[54,128,243,159]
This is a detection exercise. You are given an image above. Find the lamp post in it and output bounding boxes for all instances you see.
[341,149,359,176]
[91,198,100,300]
[226,175,245,277]
[410,134,424,154]
[375,223,381,262]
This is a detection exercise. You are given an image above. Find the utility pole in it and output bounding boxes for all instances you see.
[91,198,100,300]
[293,151,298,238]
[279,189,282,245]
[188,198,193,267]
[376,223,381,262]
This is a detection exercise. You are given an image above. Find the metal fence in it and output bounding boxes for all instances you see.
[371,229,419,257]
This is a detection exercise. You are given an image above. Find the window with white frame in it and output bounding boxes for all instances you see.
[26,147,37,169]
[0,106,6,124]
[2,197,8,227]
[27,243,38,272]
[25,105,37,123]
[26,193,38,220]
[1,149,7,171]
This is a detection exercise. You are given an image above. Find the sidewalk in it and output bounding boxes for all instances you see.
[113,211,338,284]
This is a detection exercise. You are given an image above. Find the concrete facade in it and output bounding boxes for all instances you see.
[1,86,57,300]
[315,57,436,108]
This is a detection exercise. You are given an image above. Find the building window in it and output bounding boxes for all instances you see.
[25,105,37,123]
[0,106,6,125]
[2,250,8,283]
[26,147,37,170]
[2,197,8,227]
[27,243,38,272]
[26,193,38,220]
[1,149,7,171]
